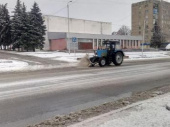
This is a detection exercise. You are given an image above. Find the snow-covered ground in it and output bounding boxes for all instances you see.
[0,59,49,73]
[71,93,170,127]
[0,51,170,73]
[15,52,94,62]
[125,51,170,60]
[14,51,170,62]
[0,59,28,72]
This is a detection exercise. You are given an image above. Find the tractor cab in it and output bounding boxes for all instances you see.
[103,41,121,50]
[96,41,121,57]
[90,40,124,67]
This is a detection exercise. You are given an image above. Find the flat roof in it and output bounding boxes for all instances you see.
[43,15,112,24]
[48,32,143,41]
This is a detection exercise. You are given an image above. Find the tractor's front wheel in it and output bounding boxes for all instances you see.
[113,52,123,66]
[99,58,106,67]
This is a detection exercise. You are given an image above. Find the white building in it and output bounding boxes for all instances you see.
[43,15,112,50]
[43,15,142,51]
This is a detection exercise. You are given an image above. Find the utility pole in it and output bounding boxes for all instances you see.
[67,1,72,54]
[161,0,163,45]
[142,20,146,57]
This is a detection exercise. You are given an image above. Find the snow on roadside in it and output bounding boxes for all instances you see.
[0,59,75,73]
[77,93,170,127]
[6,51,170,62]
[125,51,170,60]
[0,59,29,72]
[15,51,94,62]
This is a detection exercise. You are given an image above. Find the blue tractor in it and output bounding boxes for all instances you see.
[89,40,124,67]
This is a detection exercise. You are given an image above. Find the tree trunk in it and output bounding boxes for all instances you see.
[32,45,35,52]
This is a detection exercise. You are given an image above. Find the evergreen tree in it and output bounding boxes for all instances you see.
[0,5,3,48]
[29,2,46,51]
[20,3,32,51]
[150,22,165,48]
[0,4,11,50]
[11,0,23,50]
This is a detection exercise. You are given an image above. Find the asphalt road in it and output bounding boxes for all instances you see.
[1,59,170,127]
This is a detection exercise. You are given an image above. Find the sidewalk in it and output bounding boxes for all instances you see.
[70,93,170,127]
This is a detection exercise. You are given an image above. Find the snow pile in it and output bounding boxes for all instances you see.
[78,54,90,67]
[125,51,170,60]
[98,94,170,127]
[166,44,170,49]
[0,59,29,72]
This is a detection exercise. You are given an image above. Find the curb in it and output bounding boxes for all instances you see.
[69,93,170,127]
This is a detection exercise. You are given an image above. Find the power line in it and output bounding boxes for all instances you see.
[115,14,131,23]
[51,0,79,15]
[50,0,133,15]
[51,6,67,15]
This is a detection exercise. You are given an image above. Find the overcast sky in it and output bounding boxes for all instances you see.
[0,0,170,31]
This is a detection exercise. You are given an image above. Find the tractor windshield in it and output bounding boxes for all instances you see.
[103,44,113,50]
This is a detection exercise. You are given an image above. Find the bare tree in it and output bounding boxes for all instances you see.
[117,25,131,35]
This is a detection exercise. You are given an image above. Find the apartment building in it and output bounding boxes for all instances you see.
[132,0,170,48]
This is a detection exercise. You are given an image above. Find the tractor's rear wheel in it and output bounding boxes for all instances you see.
[113,52,123,66]
[99,58,106,67]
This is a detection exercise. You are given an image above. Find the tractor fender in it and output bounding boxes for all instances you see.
[114,50,125,56]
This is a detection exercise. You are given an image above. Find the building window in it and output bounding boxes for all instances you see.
[146,25,149,29]
[98,39,102,46]
[153,3,158,9]
[139,31,141,35]
[94,39,97,47]
[145,4,148,8]
[137,41,139,47]
[145,29,148,34]
[131,41,133,47]
[134,41,135,46]
[145,10,149,14]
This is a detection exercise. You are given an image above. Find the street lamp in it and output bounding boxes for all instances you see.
[67,1,72,54]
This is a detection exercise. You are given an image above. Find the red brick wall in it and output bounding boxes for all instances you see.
[50,39,67,51]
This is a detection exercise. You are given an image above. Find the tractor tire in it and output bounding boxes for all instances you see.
[113,52,123,66]
[99,58,106,67]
